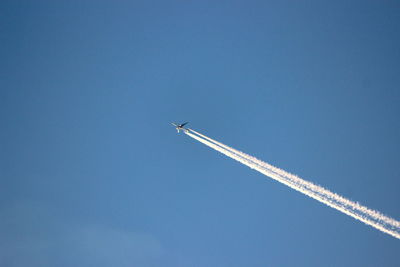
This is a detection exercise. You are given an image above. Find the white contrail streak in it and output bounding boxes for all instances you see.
[188,129,400,229]
[185,129,400,239]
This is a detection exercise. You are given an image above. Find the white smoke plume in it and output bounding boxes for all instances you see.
[185,129,400,239]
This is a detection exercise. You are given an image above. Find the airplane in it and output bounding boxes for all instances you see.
[171,122,189,133]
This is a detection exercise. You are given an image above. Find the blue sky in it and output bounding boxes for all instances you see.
[1,1,400,266]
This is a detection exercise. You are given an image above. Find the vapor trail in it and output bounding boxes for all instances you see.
[185,130,400,239]
[188,129,400,229]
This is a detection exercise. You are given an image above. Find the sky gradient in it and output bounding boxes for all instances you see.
[1,1,400,266]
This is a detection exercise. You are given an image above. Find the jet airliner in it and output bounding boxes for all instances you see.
[171,122,189,133]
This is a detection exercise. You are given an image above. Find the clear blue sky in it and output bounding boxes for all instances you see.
[1,1,399,266]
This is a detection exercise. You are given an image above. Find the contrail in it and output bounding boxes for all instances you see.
[185,129,400,239]
[188,129,400,229]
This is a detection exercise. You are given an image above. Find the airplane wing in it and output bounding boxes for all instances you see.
[181,122,188,127]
